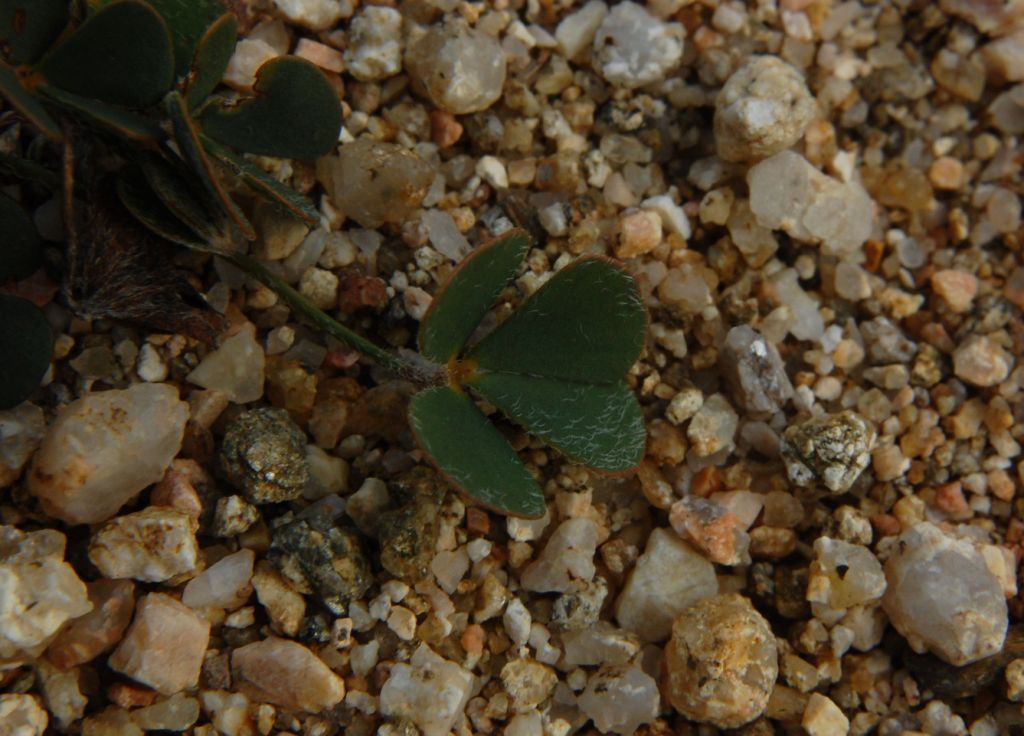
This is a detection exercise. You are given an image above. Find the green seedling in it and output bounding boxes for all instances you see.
[224,231,648,517]
[0,0,648,516]
[0,0,342,229]
[408,230,647,516]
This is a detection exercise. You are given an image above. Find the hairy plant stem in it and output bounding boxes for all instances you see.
[225,250,425,379]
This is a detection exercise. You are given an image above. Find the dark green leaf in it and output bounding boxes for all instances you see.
[116,170,214,250]
[37,0,174,107]
[0,0,68,64]
[201,133,320,227]
[200,56,341,159]
[467,257,646,383]
[0,61,61,139]
[0,192,42,281]
[0,151,61,191]
[142,0,226,79]
[40,85,163,141]
[419,229,529,363]
[469,371,645,472]
[0,294,52,409]
[186,11,236,108]
[409,386,546,518]
[165,89,255,239]
[135,155,224,242]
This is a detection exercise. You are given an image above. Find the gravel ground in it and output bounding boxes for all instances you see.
[2,0,1024,734]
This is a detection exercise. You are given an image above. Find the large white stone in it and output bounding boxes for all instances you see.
[379,644,473,736]
[186,324,264,404]
[89,507,200,583]
[592,2,684,88]
[0,527,92,666]
[578,665,659,735]
[344,6,403,81]
[749,151,874,257]
[0,694,48,735]
[520,518,601,593]
[27,384,188,525]
[715,56,816,162]
[405,20,506,115]
[615,528,718,642]
[807,537,886,611]
[883,522,1007,666]
[183,549,255,611]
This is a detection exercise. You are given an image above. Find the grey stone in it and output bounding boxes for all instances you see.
[720,325,794,414]
[269,513,371,615]
[781,411,876,494]
[219,407,309,505]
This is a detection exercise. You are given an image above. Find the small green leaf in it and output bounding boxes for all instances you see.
[469,372,645,472]
[419,229,530,363]
[143,0,226,79]
[0,61,61,139]
[201,134,320,227]
[39,85,164,141]
[37,0,174,107]
[117,171,216,250]
[409,386,546,518]
[467,257,646,383]
[0,293,52,409]
[135,155,224,242]
[0,0,69,64]
[0,151,61,191]
[165,89,255,239]
[0,192,42,281]
[200,56,342,159]
[186,11,236,108]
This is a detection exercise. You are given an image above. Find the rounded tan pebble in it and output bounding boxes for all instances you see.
[953,335,1013,387]
[802,693,849,736]
[928,156,965,190]
[931,269,978,313]
[615,210,663,258]
[715,56,816,162]
[664,593,778,729]
[0,694,48,735]
[429,110,463,148]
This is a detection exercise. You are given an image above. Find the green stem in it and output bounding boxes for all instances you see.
[225,251,413,376]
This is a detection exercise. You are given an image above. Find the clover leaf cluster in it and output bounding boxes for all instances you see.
[0,1,648,516]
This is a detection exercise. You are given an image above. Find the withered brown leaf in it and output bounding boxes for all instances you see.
[65,184,225,343]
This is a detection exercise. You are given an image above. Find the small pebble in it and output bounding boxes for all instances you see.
[953,335,1014,387]
[715,56,816,162]
[931,269,978,312]
[592,2,684,88]
[108,593,210,695]
[665,594,778,729]
[802,693,850,736]
[232,637,345,712]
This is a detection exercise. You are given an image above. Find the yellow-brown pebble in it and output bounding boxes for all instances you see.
[615,210,663,258]
[928,156,965,190]
[931,269,978,313]
[664,593,778,728]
